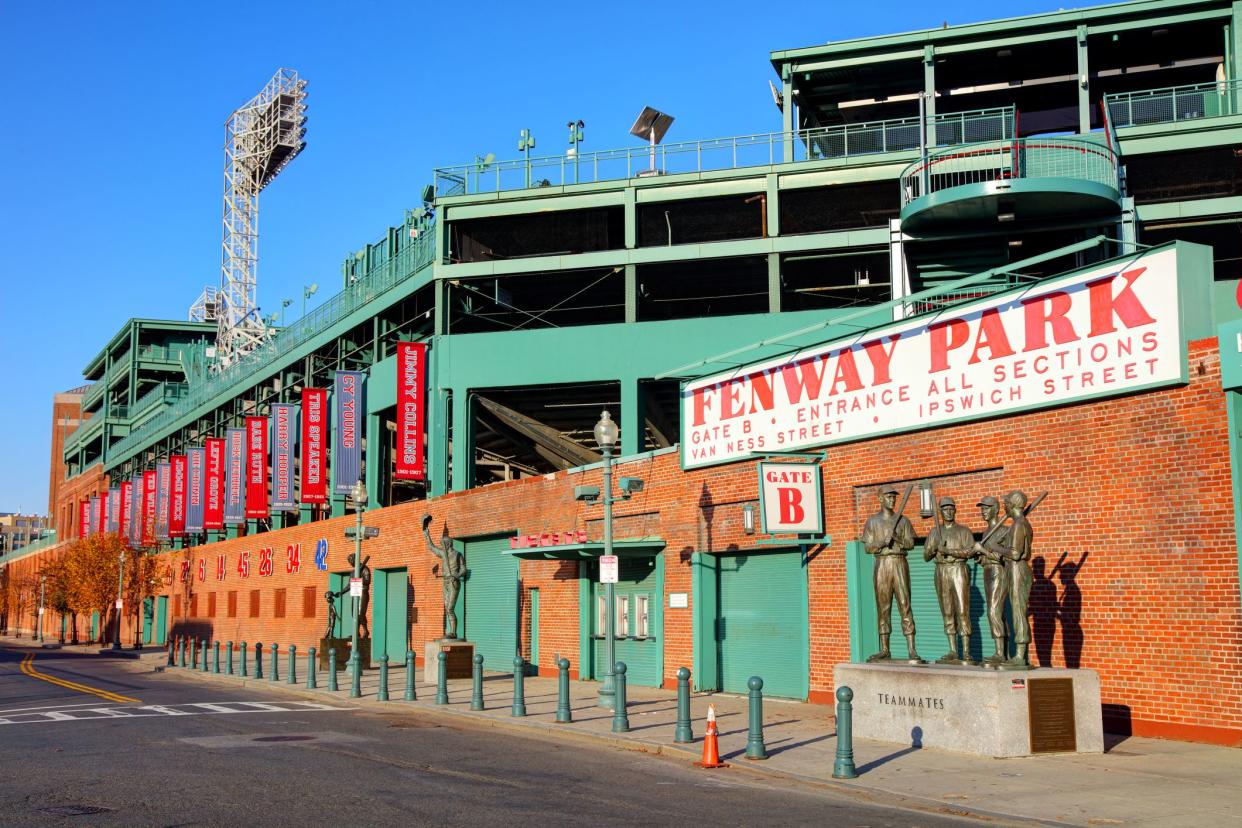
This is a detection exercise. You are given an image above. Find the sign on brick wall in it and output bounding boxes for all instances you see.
[682,247,1185,469]
[758,461,823,534]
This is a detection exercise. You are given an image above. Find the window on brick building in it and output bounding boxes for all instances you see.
[174,595,181,618]
[302,586,317,618]
[190,594,198,617]
[274,589,286,619]
[207,593,217,618]
[227,591,237,618]
[249,590,260,618]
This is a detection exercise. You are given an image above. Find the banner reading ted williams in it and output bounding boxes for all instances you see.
[106,487,121,534]
[170,455,187,537]
[155,462,171,541]
[300,388,327,504]
[271,403,298,512]
[204,438,225,530]
[141,470,157,547]
[333,371,366,495]
[119,480,132,542]
[127,475,141,547]
[682,246,1186,469]
[245,416,269,519]
[224,428,246,525]
[186,447,205,533]
[395,342,427,481]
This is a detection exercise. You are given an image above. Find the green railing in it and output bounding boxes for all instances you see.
[138,344,188,362]
[1105,80,1242,128]
[64,409,104,452]
[899,136,1120,206]
[105,221,437,467]
[107,352,131,383]
[129,381,190,421]
[0,531,61,566]
[434,108,1014,196]
[81,381,104,412]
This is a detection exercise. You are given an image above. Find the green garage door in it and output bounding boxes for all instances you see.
[373,568,409,664]
[462,537,519,672]
[718,550,809,699]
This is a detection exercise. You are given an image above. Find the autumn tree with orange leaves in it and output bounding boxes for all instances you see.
[61,534,128,642]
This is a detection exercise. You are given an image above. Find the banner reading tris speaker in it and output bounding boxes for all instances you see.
[681,245,1193,469]
[333,371,366,495]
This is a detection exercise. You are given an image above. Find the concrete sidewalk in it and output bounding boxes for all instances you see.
[18,637,1240,828]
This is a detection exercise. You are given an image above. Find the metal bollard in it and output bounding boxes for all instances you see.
[307,647,317,689]
[201,639,209,672]
[349,650,361,699]
[471,653,484,711]
[435,651,448,705]
[832,686,857,779]
[178,637,185,668]
[611,662,630,733]
[189,638,196,669]
[404,651,416,701]
[674,667,693,743]
[213,641,221,674]
[288,645,297,685]
[227,641,235,675]
[167,640,175,666]
[254,642,263,679]
[240,641,248,677]
[269,643,279,682]
[511,657,526,717]
[378,655,390,701]
[554,658,572,723]
[745,676,767,760]
[328,648,339,691]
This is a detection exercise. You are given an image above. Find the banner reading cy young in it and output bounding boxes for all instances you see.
[186,447,205,533]
[333,371,366,495]
[682,246,1186,469]
[271,403,298,512]
[224,428,246,525]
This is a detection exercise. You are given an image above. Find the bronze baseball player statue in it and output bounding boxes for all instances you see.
[924,495,978,665]
[973,495,1010,665]
[861,485,923,664]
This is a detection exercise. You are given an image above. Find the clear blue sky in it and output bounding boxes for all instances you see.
[0,0,1060,514]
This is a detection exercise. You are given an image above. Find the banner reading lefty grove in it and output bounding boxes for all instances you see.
[681,246,1187,469]
[301,388,327,504]
[333,371,366,495]
[245,416,269,518]
[205,438,225,530]
[271,403,298,512]
[395,342,427,481]
[224,428,246,525]
[187,447,205,533]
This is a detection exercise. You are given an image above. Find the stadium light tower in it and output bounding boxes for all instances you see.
[216,68,308,369]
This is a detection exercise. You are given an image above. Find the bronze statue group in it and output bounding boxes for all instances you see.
[862,486,1043,670]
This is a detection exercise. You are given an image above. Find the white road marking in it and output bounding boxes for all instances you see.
[0,702,111,715]
[0,700,356,726]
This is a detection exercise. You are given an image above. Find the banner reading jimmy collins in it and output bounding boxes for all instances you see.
[333,371,366,495]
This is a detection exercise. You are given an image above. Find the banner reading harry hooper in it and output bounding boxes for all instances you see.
[301,388,327,504]
[271,403,298,512]
[395,342,427,481]
[333,371,366,495]
[224,428,246,525]
[204,438,225,530]
[186,447,205,533]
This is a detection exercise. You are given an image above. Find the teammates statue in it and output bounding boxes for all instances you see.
[861,486,1045,671]
[423,515,466,640]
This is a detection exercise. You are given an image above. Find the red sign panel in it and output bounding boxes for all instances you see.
[204,437,225,530]
[79,500,89,539]
[395,342,427,481]
[245,416,269,518]
[119,480,133,543]
[300,388,327,504]
[170,454,187,537]
[142,470,157,547]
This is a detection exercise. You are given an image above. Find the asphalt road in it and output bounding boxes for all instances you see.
[0,644,986,827]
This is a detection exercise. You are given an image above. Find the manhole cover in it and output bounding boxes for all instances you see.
[39,805,114,816]
[252,735,315,743]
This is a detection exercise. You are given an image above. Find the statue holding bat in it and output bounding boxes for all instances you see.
[861,485,924,664]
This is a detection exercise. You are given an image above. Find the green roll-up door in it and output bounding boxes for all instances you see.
[463,538,519,672]
[718,550,809,700]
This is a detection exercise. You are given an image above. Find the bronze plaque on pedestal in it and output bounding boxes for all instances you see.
[1028,677,1077,753]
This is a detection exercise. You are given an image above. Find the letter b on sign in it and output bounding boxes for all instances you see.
[758,461,823,534]
[778,487,805,524]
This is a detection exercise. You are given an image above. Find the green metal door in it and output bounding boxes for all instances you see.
[143,597,155,644]
[155,596,168,645]
[590,555,663,688]
[717,550,809,699]
[90,611,99,642]
[463,537,519,672]
[529,589,540,670]
[329,572,349,638]
[373,568,409,664]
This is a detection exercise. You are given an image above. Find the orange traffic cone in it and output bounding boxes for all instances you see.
[695,704,729,768]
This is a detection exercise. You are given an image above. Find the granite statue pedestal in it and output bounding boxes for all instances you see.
[834,662,1103,758]
[319,636,371,670]
[424,639,475,684]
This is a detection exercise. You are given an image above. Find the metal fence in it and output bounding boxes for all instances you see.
[1105,80,1242,128]
[900,136,1119,205]
[434,107,1014,197]
[106,224,437,466]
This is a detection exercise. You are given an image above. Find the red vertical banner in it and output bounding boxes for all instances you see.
[170,454,188,537]
[79,500,89,538]
[204,438,225,530]
[245,415,269,518]
[119,481,132,542]
[142,470,157,547]
[96,495,106,535]
[395,342,427,480]
[300,388,327,504]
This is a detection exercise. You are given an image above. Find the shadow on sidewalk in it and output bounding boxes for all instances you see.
[854,726,923,774]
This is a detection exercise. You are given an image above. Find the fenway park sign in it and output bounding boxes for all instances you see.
[682,247,1186,469]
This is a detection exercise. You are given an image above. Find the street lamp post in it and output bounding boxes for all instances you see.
[113,549,125,650]
[348,479,367,698]
[38,575,46,643]
[593,411,619,708]
[302,283,318,325]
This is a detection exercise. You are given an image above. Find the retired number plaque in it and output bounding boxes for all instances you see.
[1028,677,1077,753]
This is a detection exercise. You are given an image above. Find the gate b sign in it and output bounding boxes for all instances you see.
[758,461,823,534]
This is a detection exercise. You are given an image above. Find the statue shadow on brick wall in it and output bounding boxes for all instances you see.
[1030,557,1057,667]
[1057,551,1087,669]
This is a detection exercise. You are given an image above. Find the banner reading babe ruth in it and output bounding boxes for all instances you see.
[155,462,171,541]
[205,437,225,530]
[332,371,367,495]
[270,403,298,512]
[224,428,246,525]
[245,416,269,519]
[186,447,205,533]
[170,454,187,537]
[106,487,121,534]
[300,388,327,504]
[395,342,427,480]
